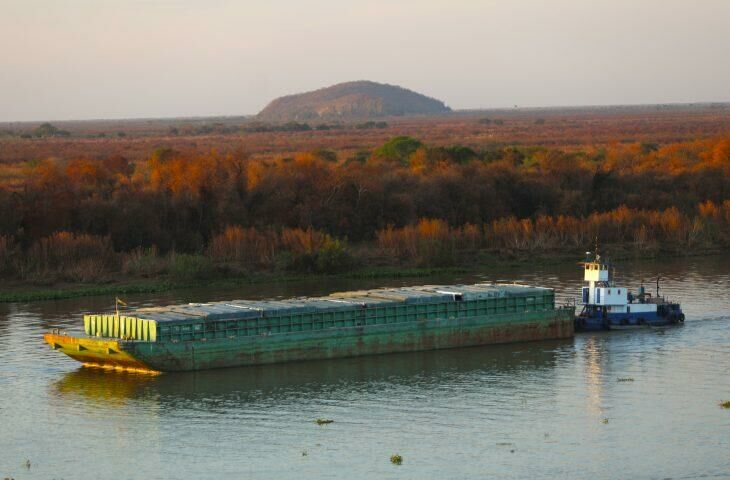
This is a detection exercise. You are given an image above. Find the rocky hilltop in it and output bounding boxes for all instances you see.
[257,81,450,121]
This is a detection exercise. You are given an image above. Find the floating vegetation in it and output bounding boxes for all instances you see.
[24,459,31,469]
[720,400,730,409]
[617,377,635,382]
[315,419,334,425]
[601,418,609,424]
[390,454,403,465]
[496,442,514,446]
[302,450,308,456]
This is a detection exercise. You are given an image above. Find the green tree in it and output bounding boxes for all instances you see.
[35,122,59,137]
[375,136,423,164]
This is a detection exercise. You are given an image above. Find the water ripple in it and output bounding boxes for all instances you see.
[0,255,729,480]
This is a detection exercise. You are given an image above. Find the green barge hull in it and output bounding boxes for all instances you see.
[44,283,575,372]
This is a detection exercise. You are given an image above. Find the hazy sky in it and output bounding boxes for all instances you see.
[2,0,729,121]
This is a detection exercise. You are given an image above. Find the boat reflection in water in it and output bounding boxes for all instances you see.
[581,335,607,416]
[53,338,573,407]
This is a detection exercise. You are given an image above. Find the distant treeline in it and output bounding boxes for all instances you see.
[1,120,389,140]
[0,135,727,282]
[0,122,72,139]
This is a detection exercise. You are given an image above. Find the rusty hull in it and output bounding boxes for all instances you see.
[46,307,574,372]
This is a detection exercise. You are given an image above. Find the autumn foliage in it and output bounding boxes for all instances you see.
[0,129,728,281]
[376,203,730,265]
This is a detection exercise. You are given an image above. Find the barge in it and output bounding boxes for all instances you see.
[44,283,575,372]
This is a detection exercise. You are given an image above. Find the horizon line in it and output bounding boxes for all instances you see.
[2,100,729,125]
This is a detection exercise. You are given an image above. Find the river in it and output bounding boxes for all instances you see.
[1,255,729,479]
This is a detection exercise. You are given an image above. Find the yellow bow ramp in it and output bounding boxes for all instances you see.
[43,332,157,373]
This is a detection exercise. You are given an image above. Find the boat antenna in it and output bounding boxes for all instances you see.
[594,237,600,261]
[656,276,660,299]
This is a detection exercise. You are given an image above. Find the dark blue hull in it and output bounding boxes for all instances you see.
[575,307,684,332]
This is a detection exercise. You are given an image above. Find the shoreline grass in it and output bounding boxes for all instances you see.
[0,265,469,303]
[0,248,723,304]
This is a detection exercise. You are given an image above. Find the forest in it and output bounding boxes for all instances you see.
[0,109,728,284]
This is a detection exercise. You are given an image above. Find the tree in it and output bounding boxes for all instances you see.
[375,136,423,164]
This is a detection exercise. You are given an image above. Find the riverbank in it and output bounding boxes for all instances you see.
[1,246,724,303]
[0,266,472,303]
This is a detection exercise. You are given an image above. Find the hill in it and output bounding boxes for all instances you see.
[257,81,451,121]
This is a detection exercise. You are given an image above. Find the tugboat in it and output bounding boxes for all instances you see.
[574,248,684,331]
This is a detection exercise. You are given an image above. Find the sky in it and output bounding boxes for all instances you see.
[1,0,729,122]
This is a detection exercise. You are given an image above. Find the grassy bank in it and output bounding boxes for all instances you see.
[0,266,470,303]
[0,246,724,304]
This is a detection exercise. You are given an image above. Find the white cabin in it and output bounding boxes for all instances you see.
[580,254,656,314]
[583,286,626,306]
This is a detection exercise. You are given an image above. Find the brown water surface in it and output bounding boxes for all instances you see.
[1,256,729,479]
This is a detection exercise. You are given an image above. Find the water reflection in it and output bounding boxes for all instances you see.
[581,335,606,415]
[53,339,572,406]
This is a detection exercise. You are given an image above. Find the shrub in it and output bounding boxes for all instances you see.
[24,232,117,282]
[310,148,337,163]
[276,230,354,273]
[0,235,18,275]
[168,253,215,281]
[376,219,457,266]
[281,227,330,255]
[375,136,423,164]
[346,150,370,164]
[315,238,355,274]
[207,225,279,268]
[121,246,167,277]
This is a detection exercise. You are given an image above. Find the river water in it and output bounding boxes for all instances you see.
[1,256,729,479]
